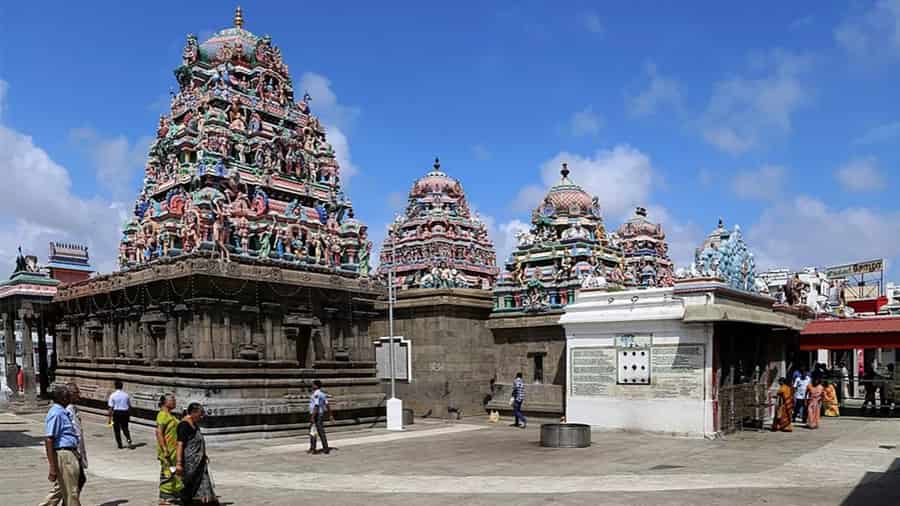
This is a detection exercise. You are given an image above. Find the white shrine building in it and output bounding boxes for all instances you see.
[560,281,809,438]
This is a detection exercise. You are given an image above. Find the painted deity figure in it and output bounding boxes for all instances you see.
[182,34,199,66]
[212,210,231,262]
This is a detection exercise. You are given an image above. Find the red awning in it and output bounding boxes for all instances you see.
[799,317,900,350]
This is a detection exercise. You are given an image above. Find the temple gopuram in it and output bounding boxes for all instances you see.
[378,158,498,290]
[493,163,625,312]
[679,219,761,292]
[51,8,383,435]
[615,206,674,288]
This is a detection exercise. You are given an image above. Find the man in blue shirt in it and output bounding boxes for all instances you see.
[308,380,334,455]
[512,372,527,429]
[40,385,82,506]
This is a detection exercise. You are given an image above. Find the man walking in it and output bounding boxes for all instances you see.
[308,380,334,455]
[107,380,133,449]
[66,383,88,491]
[40,385,82,506]
[511,372,527,429]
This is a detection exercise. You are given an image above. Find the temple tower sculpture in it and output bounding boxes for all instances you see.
[493,163,625,312]
[118,8,370,273]
[51,9,383,434]
[679,219,759,292]
[614,206,674,288]
[378,158,498,290]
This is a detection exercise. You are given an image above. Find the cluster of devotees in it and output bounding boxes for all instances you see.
[37,379,333,506]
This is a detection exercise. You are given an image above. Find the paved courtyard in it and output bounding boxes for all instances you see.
[1,407,898,505]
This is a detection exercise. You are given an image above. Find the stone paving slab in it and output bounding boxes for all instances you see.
[2,410,899,505]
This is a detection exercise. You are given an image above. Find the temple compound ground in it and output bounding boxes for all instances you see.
[2,408,898,505]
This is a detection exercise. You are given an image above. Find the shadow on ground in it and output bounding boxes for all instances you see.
[841,458,900,506]
[0,429,44,448]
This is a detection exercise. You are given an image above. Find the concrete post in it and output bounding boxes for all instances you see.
[3,313,15,394]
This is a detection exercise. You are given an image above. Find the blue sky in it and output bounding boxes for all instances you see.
[2,1,900,279]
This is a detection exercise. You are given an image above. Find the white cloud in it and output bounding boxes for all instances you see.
[701,50,814,154]
[569,106,603,137]
[731,165,787,200]
[835,157,886,192]
[748,196,900,272]
[494,219,530,268]
[69,127,150,200]
[0,125,125,275]
[627,63,683,118]
[853,121,900,145]
[472,144,492,161]
[835,0,900,64]
[513,145,656,220]
[582,12,604,34]
[386,191,406,211]
[298,72,361,186]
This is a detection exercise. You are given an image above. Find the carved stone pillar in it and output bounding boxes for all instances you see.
[187,299,216,359]
[238,305,260,360]
[37,316,48,397]
[173,304,191,359]
[84,316,103,360]
[3,313,15,393]
[19,310,36,398]
[140,307,166,361]
[261,302,282,361]
[215,300,238,359]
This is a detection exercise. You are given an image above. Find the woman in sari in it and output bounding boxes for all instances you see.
[156,393,182,505]
[823,380,840,417]
[771,378,793,432]
[176,402,218,505]
[806,378,825,429]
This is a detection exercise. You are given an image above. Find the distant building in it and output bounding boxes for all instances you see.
[46,242,93,284]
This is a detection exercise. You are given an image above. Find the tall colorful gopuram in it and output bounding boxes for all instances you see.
[614,206,674,288]
[378,158,498,290]
[51,9,384,433]
[493,164,625,312]
[118,6,370,275]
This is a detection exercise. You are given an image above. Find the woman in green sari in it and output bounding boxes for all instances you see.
[156,393,183,505]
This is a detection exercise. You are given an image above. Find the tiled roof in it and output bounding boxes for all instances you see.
[801,317,900,335]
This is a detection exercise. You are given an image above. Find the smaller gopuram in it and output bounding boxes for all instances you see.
[51,8,384,435]
[493,163,624,312]
[678,219,760,292]
[46,243,93,284]
[369,159,499,417]
[615,206,674,288]
[486,164,625,418]
[377,158,498,290]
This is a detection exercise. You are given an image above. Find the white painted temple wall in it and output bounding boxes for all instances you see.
[561,288,715,438]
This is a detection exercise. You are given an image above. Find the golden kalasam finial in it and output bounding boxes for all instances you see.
[234,6,244,28]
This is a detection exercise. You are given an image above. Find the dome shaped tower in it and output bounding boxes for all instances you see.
[494,164,625,312]
[379,158,498,290]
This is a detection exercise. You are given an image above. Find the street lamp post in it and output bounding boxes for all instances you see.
[386,230,403,430]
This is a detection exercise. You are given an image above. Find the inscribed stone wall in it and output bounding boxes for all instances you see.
[570,343,705,400]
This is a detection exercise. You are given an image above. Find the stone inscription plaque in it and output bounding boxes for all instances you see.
[375,340,409,381]
[570,347,616,397]
[651,344,704,400]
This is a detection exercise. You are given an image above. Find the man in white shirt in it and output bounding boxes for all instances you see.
[793,368,811,423]
[107,380,132,449]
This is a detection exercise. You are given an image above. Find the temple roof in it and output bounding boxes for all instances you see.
[537,164,597,219]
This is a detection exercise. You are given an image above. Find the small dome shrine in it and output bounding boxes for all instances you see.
[494,164,625,312]
[378,158,499,290]
[679,219,760,293]
[118,8,372,276]
[614,207,674,288]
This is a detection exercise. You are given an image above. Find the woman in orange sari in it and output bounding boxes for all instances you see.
[772,378,793,432]
[806,378,825,429]
[823,380,840,417]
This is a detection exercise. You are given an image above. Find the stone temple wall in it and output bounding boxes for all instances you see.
[51,256,385,436]
[369,289,497,417]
